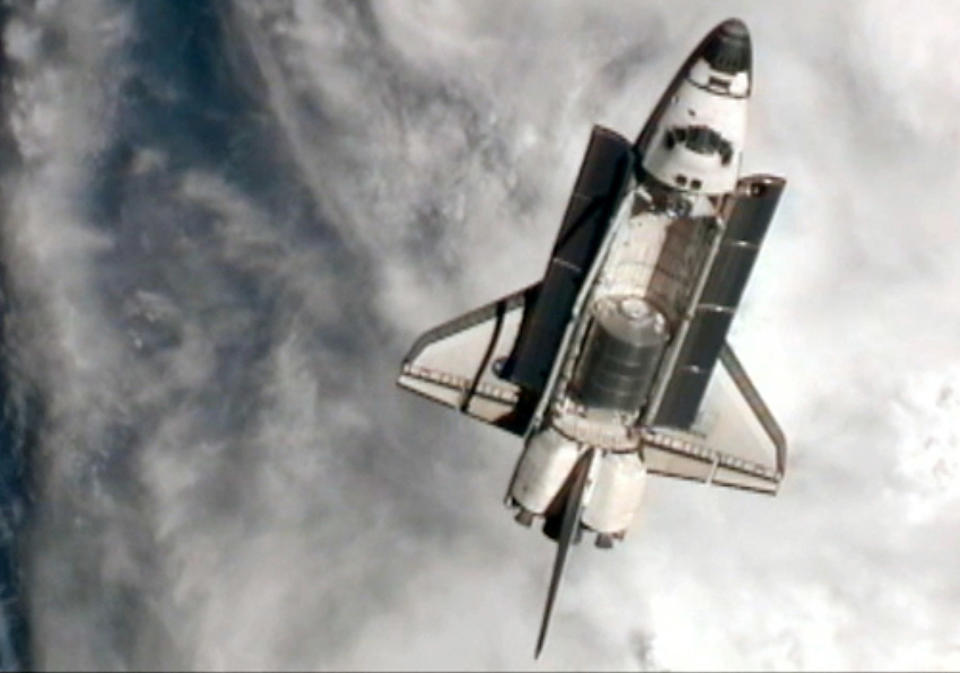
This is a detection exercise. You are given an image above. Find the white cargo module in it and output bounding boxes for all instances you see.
[397,19,787,657]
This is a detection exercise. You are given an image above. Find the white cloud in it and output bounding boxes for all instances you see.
[3,0,960,670]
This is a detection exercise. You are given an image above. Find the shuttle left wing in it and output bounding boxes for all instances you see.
[398,284,540,435]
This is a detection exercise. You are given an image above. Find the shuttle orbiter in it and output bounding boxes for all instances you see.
[398,19,787,657]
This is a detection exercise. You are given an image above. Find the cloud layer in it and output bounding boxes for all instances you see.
[1,0,958,669]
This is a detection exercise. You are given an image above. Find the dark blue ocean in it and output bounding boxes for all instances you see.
[0,0,551,667]
[0,2,373,668]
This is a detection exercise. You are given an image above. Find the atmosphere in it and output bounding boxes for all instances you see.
[1,1,958,670]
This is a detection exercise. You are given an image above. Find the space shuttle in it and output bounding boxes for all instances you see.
[397,19,787,657]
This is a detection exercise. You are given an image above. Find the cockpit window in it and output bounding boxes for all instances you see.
[664,124,733,164]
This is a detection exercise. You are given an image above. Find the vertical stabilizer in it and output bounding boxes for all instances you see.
[534,448,596,658]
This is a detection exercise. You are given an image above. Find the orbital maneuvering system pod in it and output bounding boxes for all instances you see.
[397,19,788,657]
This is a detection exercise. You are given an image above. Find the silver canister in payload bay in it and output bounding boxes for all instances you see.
[570,296,670,413]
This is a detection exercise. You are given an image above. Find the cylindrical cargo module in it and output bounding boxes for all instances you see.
[571,296,670,412]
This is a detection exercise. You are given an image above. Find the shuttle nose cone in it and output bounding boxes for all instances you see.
[700,18,751,75]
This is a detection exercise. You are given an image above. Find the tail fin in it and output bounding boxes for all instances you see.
[535,448,596,659]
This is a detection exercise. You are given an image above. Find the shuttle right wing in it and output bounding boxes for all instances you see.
[641,342,786,494]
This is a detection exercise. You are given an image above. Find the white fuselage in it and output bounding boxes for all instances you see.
[508,54,752,541]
